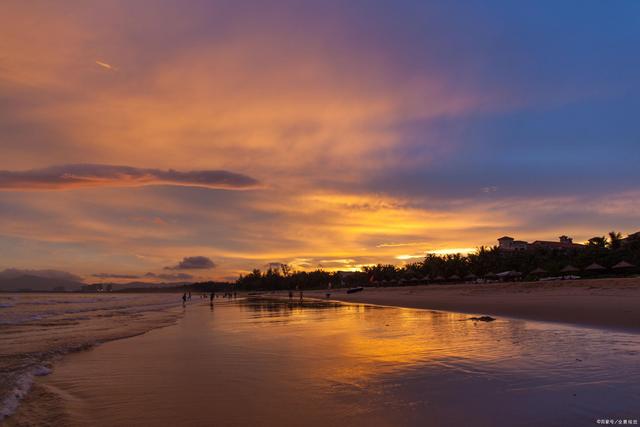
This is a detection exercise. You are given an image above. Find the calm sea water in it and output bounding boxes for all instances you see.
[2,295,640,426]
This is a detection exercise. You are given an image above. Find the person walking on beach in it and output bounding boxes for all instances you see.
[210,292,214,306]
[182,292,187,306]
[187,291,192,301]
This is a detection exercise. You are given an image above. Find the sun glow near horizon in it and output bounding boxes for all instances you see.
[1,1,639,281]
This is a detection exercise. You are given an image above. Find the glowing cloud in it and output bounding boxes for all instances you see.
[95,60,116,71]
[427,248,476,256]
[395,254,425,260]
[0,1,638,279]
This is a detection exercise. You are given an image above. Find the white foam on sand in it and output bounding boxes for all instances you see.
[0,365,52,421]
[0,293,183,422]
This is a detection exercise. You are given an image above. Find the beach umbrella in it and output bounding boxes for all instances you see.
[530,267,548,275]
[585,262,606,271]
[560,265,579,273]
[612,260,636,269]
[464,273,477,280]
[448,274,461,280]
[433,275,445,281]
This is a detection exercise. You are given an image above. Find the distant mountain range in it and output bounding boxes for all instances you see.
[0,268,194,292]
[0,274,84,292]
[81,281,191,291]
[0,276,195,292]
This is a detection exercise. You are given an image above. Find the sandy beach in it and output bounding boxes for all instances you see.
[310,277,640,332]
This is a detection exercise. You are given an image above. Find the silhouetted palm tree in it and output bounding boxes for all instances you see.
[608,231,623,250]
[587,236,607,248]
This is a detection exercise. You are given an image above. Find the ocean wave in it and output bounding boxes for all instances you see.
[0,364,52,421]
[19,297,130,306]
[0,294,182,422]
[0,300,180,325]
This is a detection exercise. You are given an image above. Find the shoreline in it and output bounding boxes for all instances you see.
[308,277,640,333]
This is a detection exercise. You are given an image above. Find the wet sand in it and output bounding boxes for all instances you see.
[7,298,640,426]
[311,277,640,332]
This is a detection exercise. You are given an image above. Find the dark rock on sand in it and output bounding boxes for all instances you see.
[467,316,496,322]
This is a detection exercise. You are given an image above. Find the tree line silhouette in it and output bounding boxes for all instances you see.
[235,231,640,291]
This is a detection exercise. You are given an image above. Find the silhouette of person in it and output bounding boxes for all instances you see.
[182,292,187,306]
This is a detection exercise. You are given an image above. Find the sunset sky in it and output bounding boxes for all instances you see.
[1,1,639,282]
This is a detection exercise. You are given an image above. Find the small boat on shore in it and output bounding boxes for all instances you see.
[346,287,364,294]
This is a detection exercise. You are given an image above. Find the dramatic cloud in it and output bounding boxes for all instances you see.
[165,256,216,270]
[0,1,639,280]
[0,164,260,191]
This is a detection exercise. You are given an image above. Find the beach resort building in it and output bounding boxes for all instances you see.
[498,235,583,251]
[497,236,529,252]
[531,235,583,250]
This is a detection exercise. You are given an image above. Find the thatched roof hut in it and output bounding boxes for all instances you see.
[448,274,461,280]
[433,275,445,281]
[464,273,477,280]
[560,265,580,273]
[585,262,606,271]
[530,267,548,275]
[613,260,636,269]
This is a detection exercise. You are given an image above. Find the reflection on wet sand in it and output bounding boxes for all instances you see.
[7,297,640,427]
